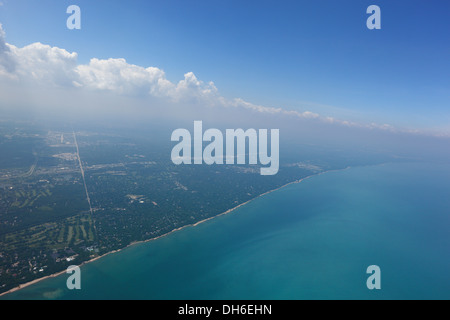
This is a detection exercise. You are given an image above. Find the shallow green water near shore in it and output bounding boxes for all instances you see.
[3,162,450,299]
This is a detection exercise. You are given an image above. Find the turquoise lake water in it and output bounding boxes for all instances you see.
[2,162,450,299]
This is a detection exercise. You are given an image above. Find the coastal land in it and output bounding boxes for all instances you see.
[1,120,390,296]
[1,168,345,297]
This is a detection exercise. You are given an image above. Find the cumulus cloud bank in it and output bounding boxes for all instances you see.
[0,24,399,132]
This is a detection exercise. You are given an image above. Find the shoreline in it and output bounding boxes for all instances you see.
[0,167,349,298]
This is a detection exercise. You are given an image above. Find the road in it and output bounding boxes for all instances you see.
[72,129,97,240]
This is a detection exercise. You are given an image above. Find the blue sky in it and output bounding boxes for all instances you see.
[0,0,449,131]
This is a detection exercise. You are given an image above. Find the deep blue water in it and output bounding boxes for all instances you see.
[2,162,450,299]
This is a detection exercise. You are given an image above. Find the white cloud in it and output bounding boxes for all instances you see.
[0,23,16,75]
[75,58,168,95]
[0,24,408,134]
[8,42,78,86]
